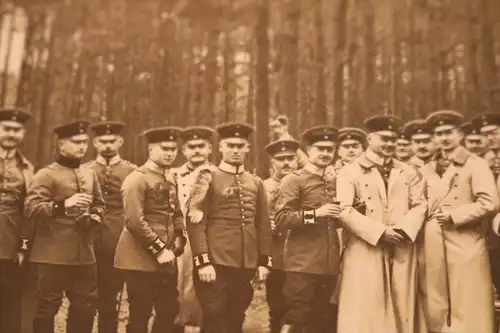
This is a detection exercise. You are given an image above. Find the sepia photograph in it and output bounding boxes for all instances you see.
[0,0,499,332]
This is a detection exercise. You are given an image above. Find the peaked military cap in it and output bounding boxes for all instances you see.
[265,139,300,157]
[216,122,254,140]
[471,112,500,130]
[338,127,366,143]
[363,115,401,134]
[90,121,125,136]
[181,126,215,142]
[425,110,463,130]
[0,107,31,124]
[403,119,432,139]
[301,126,339,144]
[141,126,182,143]
[54,119,90,139]
[461,122,481,136]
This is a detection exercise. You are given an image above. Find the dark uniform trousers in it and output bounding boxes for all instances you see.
[283,272,337,333]
[0,259,21,332]
[193,265,255,333]
[96,251,123,333]
[123,270,179,333]
[266,269,286,333]
[34,263,98,333]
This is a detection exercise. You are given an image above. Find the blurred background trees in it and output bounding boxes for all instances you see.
[0,0,499,177]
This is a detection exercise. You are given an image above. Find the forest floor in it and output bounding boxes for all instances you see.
[55,284,269,333]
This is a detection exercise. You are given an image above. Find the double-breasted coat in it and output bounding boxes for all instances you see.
[336,149,427,333]
[418,146,499,333]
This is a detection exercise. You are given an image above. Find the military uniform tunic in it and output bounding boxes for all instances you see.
[187,161,272,333]
[84,155,136,333]
[0,151,34,333]
[84,156,136,256]
[24,162,106,265]
[187,161,272,269]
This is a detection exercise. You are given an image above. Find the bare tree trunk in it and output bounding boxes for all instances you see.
[333,0,348,127]
[313,0,326,124]
[254,0,270,178]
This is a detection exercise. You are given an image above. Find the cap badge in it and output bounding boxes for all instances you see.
[439,120,444,125]
[388,125,392,130]
[169,135,173,140]
[484,121,488,126]
[347,135,351,139]
[193,134,198,139]
[324,135,328,139]
[235,132,240,137]
[281,146,286,151]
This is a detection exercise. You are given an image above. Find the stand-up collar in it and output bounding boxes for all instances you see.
[219,161,245,174]
[96,154,121,166]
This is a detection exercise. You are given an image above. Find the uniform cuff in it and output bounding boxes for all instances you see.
[147,238,166,257]
[19,238,29,253]
[303,210,316,225]
[193,253,211,268]
[258,255,272,269]
[52,200,66,217]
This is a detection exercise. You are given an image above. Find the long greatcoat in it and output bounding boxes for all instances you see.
[336,150,427,333]
[418,146,499,333]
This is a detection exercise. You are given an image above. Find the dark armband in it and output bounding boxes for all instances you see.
[193,253,211,268]
[147,238,167,257]
[302,210,317,225]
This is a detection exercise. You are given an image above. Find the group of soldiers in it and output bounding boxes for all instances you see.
[1,107,500,333]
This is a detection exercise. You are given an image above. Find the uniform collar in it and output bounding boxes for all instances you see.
[0,148,31,169]
[176,162,210,177]
[143,159,167,175]
[218,161,244,174]
[0,147,17,160]
[96,154,121,166]
[303,162,326,176]
[435,145,470,165]
[361,148,392,167]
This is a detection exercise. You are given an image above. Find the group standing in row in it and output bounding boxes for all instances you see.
[1,107,500,333]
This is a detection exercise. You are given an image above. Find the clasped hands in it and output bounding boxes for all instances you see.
[430,207,453,227]
[381,227,411,245]
[65,193,101,226]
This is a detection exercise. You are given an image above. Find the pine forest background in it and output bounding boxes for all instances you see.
[1,0,500,179]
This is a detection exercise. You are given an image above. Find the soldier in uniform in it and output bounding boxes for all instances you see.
[419,110,499,333]
[269,115,307,167]
[0,108,34,333]
[461,122,489,157]
[263,139,300,333]
[24,120,106,333]
[274,126,342,333]
[114,126,186,333]
[173,126,216,333]
[186,122,272,333]
[395,130,413,163]
[85,121,137,333]
[471,113,500,302]
[336,115,427,333]
[334,127,366,170]
[402,119,436,168]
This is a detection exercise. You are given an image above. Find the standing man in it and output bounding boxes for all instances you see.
[402,119,436,168]
[173,126,216,333]
[85,121,136,333]
[274,126,341,333]
[335,127,366,170]
[395,130,413,163]
[471,113,500,303]
[419,110,499,333]
[263,139,300,333]
[269,115,307,167]
[24,120,106,333]
[186,122,272,333]
[114,126,186,333]
[461,122,489,157]
[0,108,34,333]
[336,115,427,333]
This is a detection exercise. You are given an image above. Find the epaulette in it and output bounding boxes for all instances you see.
[291,169,304,176]
[135,166,147,174]
[123,160,138,169]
